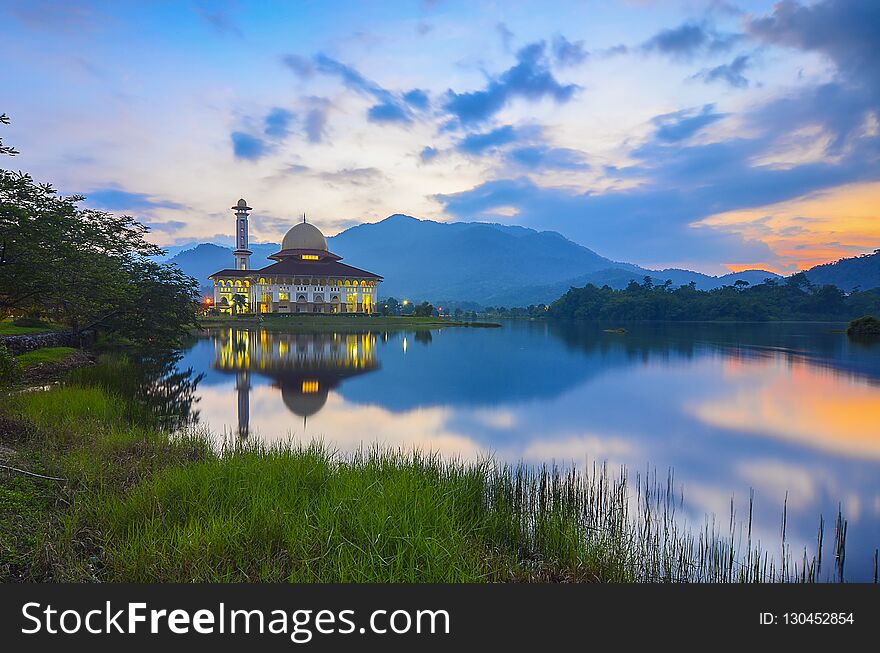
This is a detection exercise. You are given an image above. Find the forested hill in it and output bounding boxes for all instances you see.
[805,249,880,292]
[548,274,880,322]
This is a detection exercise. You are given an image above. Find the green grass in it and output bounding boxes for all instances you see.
[0,358,859,583]
[0,320,62,336]
[15,347,77,368]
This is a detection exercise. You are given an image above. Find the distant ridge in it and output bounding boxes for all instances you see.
[804,249,880,292]
[167,214,880,305]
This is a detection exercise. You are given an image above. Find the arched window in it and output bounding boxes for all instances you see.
[259,278,266,285]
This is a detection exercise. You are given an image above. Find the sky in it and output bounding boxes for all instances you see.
[1,0,878,274]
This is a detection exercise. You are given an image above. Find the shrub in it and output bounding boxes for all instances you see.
[12,317,50,328]
[847,315,880,338]
[0,342,20,384]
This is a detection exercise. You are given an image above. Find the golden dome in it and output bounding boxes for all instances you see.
[281,221,327,251]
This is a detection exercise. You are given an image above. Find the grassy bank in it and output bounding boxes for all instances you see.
[0,357,854,583]
[0,319,63,336]
[197,314,500,331]
[15,347,77,367]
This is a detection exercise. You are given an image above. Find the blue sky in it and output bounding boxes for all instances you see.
[1,0,878,273]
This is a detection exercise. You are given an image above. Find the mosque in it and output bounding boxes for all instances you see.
[209,199,382,314]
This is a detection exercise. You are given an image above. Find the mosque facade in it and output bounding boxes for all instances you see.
[209,199,382,314]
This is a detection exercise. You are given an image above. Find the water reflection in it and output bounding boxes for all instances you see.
[179,322,880,580]
[212,328,378,436]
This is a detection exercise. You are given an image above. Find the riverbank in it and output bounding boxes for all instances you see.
[197,314,501,331]
[0,355,841,583]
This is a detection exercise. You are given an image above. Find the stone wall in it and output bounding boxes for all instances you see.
[0,330,94,356]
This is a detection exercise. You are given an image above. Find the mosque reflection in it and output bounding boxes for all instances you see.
[213,328,378,436]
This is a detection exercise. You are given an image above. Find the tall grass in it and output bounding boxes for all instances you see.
[1,367,870,583]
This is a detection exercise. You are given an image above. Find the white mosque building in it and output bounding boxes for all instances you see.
[209,199,382,314]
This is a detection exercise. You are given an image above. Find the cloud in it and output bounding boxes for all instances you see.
[652,104,726,142]
[317,167,386,186]
[231,131,270,160]
[454,124,589,170]
[693,54,750,88]
[195,6,243,38]
[496,22,514,50]
[642,21,741,60]
[508,145,589,170]
[442,41,578,126]
[145,219,188,233]
[311,53,389,98]
[457,125,519,155]
[303,97,331,143]
[86,188,186,211]
[403,88,430,110]
[264,107,295,138]
[552,35,589,67]
[282,52,412,125]
[435,82,880,270]
[746,0,879,89]
[368,101,411,124]
[281,54,314,78]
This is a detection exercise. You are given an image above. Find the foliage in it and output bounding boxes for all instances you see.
[847,315,880,338]
[231,293,248,314]
[0,114,17,157]
[413,300,435,317]
[549,275,880,322]
[0,114,199,346]
[0,342,19,384]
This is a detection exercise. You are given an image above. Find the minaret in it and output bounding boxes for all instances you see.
[232,198,252,270]
[236,369,250,439]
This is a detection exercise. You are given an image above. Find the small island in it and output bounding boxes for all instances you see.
[847,315,880,339]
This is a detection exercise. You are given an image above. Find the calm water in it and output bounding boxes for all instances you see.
[176,321,880,580]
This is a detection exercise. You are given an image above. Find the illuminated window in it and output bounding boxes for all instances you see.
[302,380,319,393]
[301,254,319,260]
[278,292,289,301]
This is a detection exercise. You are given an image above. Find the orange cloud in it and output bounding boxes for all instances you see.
[698,182,880,273]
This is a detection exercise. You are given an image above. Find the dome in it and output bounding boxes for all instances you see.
[281,384,328,417]
[236,198,248,207]
[281,221,327,251]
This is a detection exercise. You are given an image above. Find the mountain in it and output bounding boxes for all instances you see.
[167,214,787,305]
[804,249,880,292]
[326,214,644,303]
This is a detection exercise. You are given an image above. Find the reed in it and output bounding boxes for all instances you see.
[1,372,872,583]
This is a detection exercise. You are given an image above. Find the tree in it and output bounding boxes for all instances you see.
[0,113,200,345]
[0,114,18,157]
[733,279,750,290]
[413,301,434,317]
[380,296,400,316]
[232,294,248,314]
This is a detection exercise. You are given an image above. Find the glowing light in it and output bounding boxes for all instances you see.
[301,380,319,393]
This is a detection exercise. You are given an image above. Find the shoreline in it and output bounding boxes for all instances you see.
[196,315,502,331]
[0,353,853,584]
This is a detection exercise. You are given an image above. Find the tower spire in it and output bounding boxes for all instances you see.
[231,198,253,270]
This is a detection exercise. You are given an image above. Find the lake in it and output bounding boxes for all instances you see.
[176,321,880,581]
